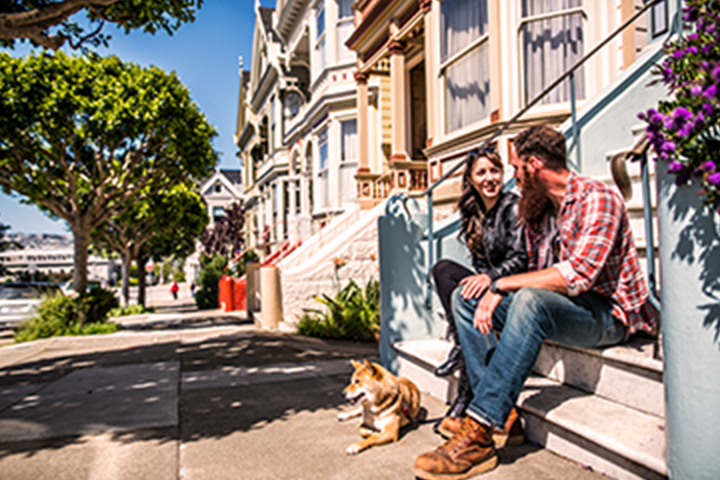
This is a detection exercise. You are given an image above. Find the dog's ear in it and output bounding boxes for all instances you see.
[363,359,377,376]
[350,359,362,370]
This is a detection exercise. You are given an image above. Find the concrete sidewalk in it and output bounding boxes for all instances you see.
[0,311,607,480]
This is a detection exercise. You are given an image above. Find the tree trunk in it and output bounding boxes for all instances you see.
[71,221,91,294]
[121,251,132,308]
[137,256,148,308]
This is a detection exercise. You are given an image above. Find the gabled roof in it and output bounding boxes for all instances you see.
[220,169,242,185]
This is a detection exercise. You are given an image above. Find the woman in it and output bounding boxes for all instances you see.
[432,147,527,437]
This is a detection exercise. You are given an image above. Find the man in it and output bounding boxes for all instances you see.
[414,126,659,479]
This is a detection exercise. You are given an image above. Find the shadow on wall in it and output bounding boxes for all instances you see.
[667,185,720,348]
[378,195,439,373]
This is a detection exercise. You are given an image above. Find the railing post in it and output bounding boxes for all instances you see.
[570,71,581,171]
[426,190,434,309]
[641,151,660,311]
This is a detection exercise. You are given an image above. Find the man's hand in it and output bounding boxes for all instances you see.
[459,273,492,299]
[473,291,502,334]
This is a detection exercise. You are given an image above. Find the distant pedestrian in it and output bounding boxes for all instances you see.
[170,280,179,300]
[190,281,196,298]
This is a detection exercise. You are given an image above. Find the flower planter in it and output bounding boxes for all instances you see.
[657,160,720,479]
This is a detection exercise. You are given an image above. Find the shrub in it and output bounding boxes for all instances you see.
[195,254,228,310]
[14,288,121,343]
[297,278,380,342]
[76,287,119,326]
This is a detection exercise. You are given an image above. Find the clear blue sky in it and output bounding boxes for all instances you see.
[1,0,271,235]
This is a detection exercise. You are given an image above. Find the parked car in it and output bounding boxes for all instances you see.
[0,282,62,326]
[60,279,106,297]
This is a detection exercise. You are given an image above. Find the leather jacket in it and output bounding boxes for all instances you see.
[470,192,527,280]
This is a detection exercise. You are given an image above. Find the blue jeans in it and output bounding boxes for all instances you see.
[452,287,626,429]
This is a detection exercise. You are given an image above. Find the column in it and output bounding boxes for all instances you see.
[288,176,298,243]
[389,40,407,162]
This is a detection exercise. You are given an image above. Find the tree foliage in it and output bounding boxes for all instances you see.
[0,51,217,292]
[201,202,245,258]
[0,0,204,51]
[93,182,208,306]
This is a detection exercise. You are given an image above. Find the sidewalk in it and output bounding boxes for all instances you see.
[0,310,607,480]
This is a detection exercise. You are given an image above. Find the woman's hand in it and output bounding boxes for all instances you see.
[473,291,502,334]
[459,273,492,299]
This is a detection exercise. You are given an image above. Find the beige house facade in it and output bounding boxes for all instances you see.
[347,0,657,206]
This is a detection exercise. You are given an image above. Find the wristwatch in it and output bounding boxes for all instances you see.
[489,280,508,297]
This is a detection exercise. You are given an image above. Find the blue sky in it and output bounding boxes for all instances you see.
[1,0,271,235]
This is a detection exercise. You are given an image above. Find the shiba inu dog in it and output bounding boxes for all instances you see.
[338,359,421,455]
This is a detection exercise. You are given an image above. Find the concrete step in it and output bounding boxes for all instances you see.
[393,338,667,480]
[521,376,667,480]
[533,337,664,418]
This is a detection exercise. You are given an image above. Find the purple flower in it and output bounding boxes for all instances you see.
[688,33,700,42]
[691,85,703,96]
[708,173,720,186]
[673,49,686,60]
[660,139,677,154]
[703,84,718,100]
[701,161,717,172]
[713,65,720,83]
[669,161,685,173]
[702,102,715,115]
[686,46,699,55]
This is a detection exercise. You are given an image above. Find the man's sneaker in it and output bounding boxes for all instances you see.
[414,416,498,480]
[436,408,524,448]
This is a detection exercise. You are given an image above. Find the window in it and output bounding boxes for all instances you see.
[441,0,491,133]
[316,0,327,71]
[214,183,222,193]
[521,0,586,105]
[271,96,277,150]
[340,119,358,204]
[650,0,668,36]
[213,206,226,223]
[317,128,329,208]
[336,0,354,64]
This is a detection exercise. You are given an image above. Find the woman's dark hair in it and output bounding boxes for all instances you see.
[457,147,504,256]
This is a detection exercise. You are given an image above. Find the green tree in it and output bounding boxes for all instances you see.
[0,0,204,51]
[0,216,22,276]
[0,52,217,293]
[93,182,208,307]
[200,202,245,258]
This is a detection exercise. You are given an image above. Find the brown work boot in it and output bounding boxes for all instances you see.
[414,416,497,480]
[437,408,524,448]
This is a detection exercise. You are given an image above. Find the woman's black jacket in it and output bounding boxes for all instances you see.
[470,192,527,280]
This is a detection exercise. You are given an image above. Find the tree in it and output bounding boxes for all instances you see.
[93,182,208,307]
[0,52,217,293]
[0,217,22,276]
[200,202,245,258]
[0,0,204,51]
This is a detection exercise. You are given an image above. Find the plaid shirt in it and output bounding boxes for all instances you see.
[526,172,658,335]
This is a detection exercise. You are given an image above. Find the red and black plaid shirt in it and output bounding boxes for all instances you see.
[526,172,658,335]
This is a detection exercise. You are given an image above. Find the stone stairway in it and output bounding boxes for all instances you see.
[276,199,387,326]
[394,336,667,480]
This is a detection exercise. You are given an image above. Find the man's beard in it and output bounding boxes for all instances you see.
[517,165,552,229]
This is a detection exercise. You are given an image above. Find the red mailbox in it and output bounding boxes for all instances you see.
[218,275,234,312]
[233,275,247,311]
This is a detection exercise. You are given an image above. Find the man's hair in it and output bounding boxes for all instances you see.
[513,126,567,171]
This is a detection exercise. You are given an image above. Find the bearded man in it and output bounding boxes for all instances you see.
[414,125,659,479]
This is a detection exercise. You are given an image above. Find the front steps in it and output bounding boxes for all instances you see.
[394,338,667,480]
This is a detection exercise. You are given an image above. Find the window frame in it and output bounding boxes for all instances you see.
[517,3,588,108]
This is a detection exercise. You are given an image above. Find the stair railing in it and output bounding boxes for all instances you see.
[417,0,673,309]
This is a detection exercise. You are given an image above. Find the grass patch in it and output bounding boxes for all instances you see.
[108,304,155,317]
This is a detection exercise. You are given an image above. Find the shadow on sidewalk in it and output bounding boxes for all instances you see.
[0,329,378,457]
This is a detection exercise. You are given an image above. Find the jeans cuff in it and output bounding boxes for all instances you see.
[466,408,496,429]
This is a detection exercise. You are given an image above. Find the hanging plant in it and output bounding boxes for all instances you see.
[639,0,720,211]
